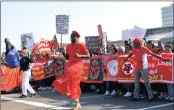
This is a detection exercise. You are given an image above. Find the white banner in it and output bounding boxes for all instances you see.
[122,26,147,41]
[56,15,69,34]
[21,33,34,50]
[130,26,147,39]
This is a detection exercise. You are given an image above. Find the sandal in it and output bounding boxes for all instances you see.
[73,102,81,110]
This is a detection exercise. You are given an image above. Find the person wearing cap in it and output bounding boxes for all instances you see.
[124,37,170,102]
[52,31,90,110]
[19,49,36,98]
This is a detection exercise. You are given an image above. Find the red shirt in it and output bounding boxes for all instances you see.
[66,42,89,63]
[132,46,152,70]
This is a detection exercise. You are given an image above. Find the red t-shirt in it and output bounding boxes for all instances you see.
[132,46,152,70]
[66,42,89,63]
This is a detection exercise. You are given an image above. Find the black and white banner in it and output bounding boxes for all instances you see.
[56,15,69,34]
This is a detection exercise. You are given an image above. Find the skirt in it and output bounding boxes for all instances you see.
[52,61,84,99]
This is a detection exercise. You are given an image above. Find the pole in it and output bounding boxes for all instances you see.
[61,34,62,48]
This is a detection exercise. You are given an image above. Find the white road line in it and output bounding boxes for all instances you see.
[1,96,73,110]
[136,103,174,110]
[80,95,103,99]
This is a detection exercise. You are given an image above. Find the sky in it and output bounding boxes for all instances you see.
[1,1,172,52]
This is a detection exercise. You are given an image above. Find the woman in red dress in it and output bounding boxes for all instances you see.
[52,31,90,110]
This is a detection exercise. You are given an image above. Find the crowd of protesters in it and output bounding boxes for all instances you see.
[1,37,174,101]
[87,39,174,101]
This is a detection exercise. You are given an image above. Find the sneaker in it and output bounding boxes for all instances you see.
[30,93,37,97]
[48,87,52,91]
[42,87,46,90]
[104,90,110,96]
[19,94,27,98]
[170,97,174,101]
[52,88,55,91]
[165,96,171,100]
[111,90,116,95]
[158,93,164,99]
[148,97,154,102]
[38,87,43,90]
[124,92,132,97]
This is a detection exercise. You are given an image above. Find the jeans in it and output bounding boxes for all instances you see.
[167,84,174,97]
[134,69,153,99]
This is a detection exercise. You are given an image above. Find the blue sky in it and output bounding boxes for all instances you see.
[1,1,172,52]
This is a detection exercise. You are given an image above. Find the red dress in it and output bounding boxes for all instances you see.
[52,42,89,99]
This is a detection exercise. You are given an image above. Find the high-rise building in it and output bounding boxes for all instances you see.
[161,4,173,26]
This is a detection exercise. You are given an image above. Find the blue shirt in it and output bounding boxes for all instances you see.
[6,49,21,67]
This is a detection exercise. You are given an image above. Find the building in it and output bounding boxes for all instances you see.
[145,25,173,37]
[161,4,174,26]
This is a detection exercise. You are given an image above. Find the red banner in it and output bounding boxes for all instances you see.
[117,54,174,84]
[1,53,173,91]
[156,53,173,84]
[117,55,136,83]
[103,55,118,81]
[1,66,22,91]
[81,59,90,82]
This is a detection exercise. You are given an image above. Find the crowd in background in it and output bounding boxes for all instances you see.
[1,38,174,101]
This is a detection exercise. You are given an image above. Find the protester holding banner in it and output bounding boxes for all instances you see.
[53,31,90,110]
[104,44,118,96]
[164,44,174,101]
[124,37,170,102]
[123,43,134,97]
[157,42,165,55]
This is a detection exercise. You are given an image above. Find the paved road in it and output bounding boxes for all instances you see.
[1,90,174,110]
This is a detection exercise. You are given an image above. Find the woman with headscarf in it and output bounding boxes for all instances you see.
[53,31,90,110]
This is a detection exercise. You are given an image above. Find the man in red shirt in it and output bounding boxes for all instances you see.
[53,31,90,110]
[124,37,170,102]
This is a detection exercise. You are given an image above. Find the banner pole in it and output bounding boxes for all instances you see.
[61,34,62,48]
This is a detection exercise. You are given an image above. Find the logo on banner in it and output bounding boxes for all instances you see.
[122,61,134,76]
[54,59,65,77]
[107,59,118,76]
[44,63,54,75]
[88,59,103,81]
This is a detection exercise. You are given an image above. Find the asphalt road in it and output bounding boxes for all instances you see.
[1,90,174,110]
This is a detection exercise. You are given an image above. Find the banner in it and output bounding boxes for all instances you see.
[1,53,173,91]
[117,54,173,84]
[56,15,69,34]
[88,56,103,82]
[53,58,65,77]
[21,33,34,50]
[85,36,103,51]
[81,59,90,82]
[1,66,22,91]
[97,24,103,39]
[157,53,173,84]
[130,25,147,39]
[103,55,118,81]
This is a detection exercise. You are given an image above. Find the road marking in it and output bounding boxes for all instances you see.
[1,96,72,110]
[80,95,103,99]
[136,103,174,110]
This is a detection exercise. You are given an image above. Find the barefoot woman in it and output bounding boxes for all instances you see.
[53,31,90,110]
